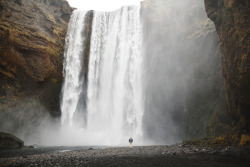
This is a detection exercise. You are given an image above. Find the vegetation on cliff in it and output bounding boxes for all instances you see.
[0,0,73,142]
[0,0,72,115]
[205,0,250,145]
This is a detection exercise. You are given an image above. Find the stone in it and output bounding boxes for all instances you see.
[205,0,250,136]
[0,0,73,116]
[239,134,250,146]
[0,132,24,149]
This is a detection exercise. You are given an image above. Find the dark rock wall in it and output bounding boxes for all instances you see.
[204,0,250,137]
[0,0,72,116]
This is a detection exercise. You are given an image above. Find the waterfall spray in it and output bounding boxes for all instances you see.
[87,6,143,145]
[61,10,88,128]
[60,6,143,145]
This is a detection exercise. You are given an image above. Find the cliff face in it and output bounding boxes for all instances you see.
[1,0,248,145]
[0,0,72,116]
[204,0,250,137]
[141,0,230,143]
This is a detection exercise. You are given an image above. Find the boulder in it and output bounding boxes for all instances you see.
[0,132,24,149]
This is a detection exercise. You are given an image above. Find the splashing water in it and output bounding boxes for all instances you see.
[60,6,143,146]
[61,10,88,128]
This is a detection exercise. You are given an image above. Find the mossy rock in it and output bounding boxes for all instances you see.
[239,134,250,146]
[0,132,24,149]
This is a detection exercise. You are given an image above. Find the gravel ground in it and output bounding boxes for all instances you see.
[1,144,250,167]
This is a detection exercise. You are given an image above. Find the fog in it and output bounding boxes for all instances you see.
[0,0,224,146]
[0,99,58,145]
[141,0,222,144]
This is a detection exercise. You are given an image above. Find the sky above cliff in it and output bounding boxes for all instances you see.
[67,0,142,11]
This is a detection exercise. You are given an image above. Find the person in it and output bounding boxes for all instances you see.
[129,137,133,148]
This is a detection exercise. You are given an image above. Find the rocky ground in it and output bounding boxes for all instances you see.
[0,144,250,167]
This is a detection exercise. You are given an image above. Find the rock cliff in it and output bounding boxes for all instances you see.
[205,0,250,141]
[0,0,72,116]
[1,0,248,146]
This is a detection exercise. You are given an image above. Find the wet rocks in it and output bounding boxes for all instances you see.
[0,132,24,149]
[0,145,250,167]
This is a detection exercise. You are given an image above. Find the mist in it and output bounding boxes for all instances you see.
[141,0,223,145]
[0,0,224,146]
[0,99,58,145]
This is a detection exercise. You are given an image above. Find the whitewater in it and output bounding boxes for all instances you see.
[60,6,143,145]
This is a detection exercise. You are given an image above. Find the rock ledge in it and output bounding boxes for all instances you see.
[0,132,24,149]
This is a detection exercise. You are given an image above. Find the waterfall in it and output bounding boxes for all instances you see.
[61,10,88,128]
[88,6,143,145]
[60,6,143,145]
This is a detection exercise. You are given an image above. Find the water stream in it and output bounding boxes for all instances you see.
[60,6,143,145]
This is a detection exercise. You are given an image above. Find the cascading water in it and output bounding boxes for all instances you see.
[60,6,143,145]
[88,6,143,145]
[61,10,88,128]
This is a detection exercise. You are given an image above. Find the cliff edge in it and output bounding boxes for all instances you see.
[0,0,73,116]
[205,0,250,142]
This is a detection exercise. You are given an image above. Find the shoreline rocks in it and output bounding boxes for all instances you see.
[0,145,249,167]
[0,132,24,149]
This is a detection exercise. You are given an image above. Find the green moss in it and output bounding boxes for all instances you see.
[0,20,65,62]
[211,135,227,145]
[239,134,250,146]
[51,79,57,84]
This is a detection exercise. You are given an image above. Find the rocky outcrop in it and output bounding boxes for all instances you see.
[0,0,73,116]
[204,0,250,139]
[0,132,24,149]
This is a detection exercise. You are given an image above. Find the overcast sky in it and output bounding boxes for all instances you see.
[67,0,142,11]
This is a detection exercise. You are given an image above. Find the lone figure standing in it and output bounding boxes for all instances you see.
[129,137,133,148]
